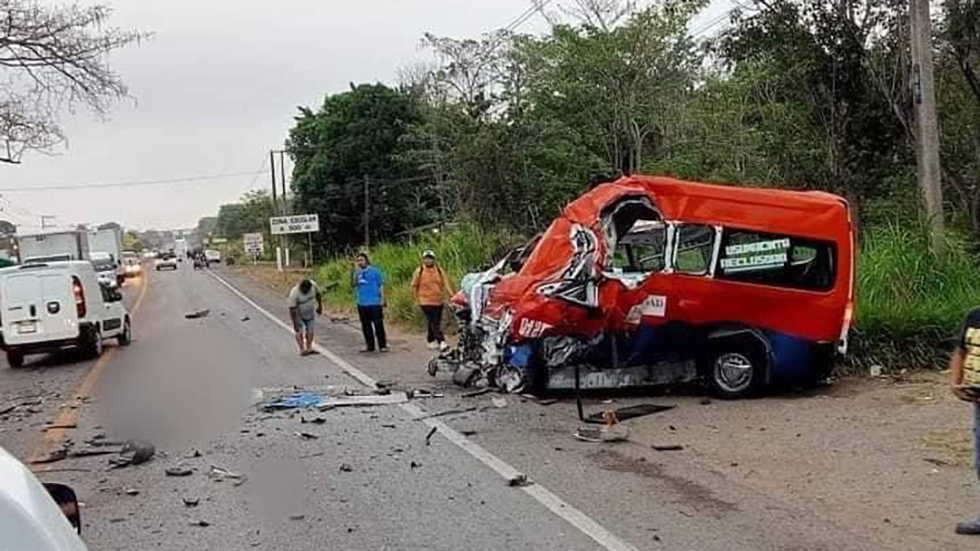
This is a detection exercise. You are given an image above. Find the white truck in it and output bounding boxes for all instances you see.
[17,230,90,264]
[89,226,124,285]
[174,238,188,261]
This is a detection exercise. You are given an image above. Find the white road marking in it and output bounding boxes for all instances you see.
[207,269,641,551]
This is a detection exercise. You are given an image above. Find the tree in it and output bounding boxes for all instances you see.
[215,190,275,240]
[288,84,429,251]
[0,0,146,164]
[196,216,218,240]
[123,231,142,251]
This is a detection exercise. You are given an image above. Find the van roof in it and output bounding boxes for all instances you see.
[0,261,92,274]
[565,175,850,240]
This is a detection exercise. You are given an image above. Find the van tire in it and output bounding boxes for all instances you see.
[705,339,766,399]
[7,350,24,368]
[85,327,104,359]
[118,319,132,347]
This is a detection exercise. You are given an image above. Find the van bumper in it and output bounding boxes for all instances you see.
[0,324,92,355]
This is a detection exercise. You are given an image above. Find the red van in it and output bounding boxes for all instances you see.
[437,175,855,398]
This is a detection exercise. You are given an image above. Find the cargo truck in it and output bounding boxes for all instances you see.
[17,230,90,265]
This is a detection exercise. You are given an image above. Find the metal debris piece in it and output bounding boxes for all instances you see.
[574,424,630,443]
[183,497,200,507]
[125,488,140,496]
[652,444,684,452]
[415,407,478,421]
[43,422,77,430]
[410,461,421,469]
[319,392,409,408]
[184,309,210,319]
[339,463,353,473]
[463,388,493,398]
[585,404,674,424]
[295,431,319,440]
[165,466,194,477]
[424,427,437,446]
[507,474,532,487]
[190,520,211,527]
[31,449,68,465]
[241,316,251,322]
[70,448,122,458]
[209,465,247,485]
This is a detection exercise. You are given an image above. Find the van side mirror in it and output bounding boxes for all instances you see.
[43,483,81,534]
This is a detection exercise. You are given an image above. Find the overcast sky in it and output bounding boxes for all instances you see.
[1,0,731,232]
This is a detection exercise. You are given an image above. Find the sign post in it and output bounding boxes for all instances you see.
[242,233,264,263]
[270,214,320,273]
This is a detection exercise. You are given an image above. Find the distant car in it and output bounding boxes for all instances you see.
[121,252,141,278]
[154,254,178,271]
[142,251,156,260]
[204,250,221,265]
[0,445,87,550]
[89,252,120,288]
[0,261,131,368]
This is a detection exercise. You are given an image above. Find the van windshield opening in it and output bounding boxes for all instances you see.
[601,196,664,281]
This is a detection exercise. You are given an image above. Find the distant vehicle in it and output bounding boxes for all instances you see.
[204,250,221,265]
[155,253,178,271]
[435,175,855,398]
[174,238,188,261]
[121,252,141,278]
[18,230,89,264]
[89,226,123,272]
[142,250,156,260]
[0,445,87,550]
[0,261,131,368]
[89,252,120,288]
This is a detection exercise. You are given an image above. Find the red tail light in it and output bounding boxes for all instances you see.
[72,276,86,318]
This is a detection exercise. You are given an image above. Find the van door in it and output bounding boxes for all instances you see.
[3,272,75,343]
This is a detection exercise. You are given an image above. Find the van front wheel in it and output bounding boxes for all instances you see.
[85,328,104,359]
[7,350,24,368]
[707,341,765,399]
[118,319,132,346]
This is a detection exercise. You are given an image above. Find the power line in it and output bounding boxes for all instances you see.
[0,169,265,193]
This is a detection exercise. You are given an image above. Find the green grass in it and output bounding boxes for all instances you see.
[848,223,980,371]
[311,225,520,329]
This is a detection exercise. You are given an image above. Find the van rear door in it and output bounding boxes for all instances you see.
[3,271,76,344]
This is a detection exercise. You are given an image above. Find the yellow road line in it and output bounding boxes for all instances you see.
[30,272,151,470]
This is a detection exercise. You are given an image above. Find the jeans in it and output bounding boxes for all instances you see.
[420,305,445,343]
[357,305,387,351]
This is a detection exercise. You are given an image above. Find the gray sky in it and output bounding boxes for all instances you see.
[1,0,731,232]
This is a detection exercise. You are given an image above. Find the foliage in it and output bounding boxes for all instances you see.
[0,0,147,163]
[123,231,142,251]
[287,83,431,252]
[196,216,218,240]
[215,190,275,241]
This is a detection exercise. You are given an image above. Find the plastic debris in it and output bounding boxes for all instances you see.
[183,497,200,507]
[184,309,210,319]
[424,426,437,446]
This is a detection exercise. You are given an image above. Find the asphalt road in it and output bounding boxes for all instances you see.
[0,262,926,550]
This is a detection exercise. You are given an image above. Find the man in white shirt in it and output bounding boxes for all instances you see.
[288,279,323,356]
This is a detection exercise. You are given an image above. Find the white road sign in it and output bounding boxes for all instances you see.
[270,214,320,235]
[243,233,264,256]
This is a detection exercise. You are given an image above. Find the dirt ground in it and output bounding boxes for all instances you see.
[229,263,979,549]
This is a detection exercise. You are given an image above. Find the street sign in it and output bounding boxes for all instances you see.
[270,214,319,235]
[243,233,264,256]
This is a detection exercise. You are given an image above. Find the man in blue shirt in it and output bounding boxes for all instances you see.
[352,252,388,353]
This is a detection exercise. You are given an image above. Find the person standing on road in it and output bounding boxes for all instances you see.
[413,250,453,351]
[949,307,980,535]
[288,278,322,356]
[352,253,387,353]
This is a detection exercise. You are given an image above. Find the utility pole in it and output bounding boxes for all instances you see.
[278,150,288,214]
[269,150,278,213]
[363,175,370,251]
[910,0,944,253]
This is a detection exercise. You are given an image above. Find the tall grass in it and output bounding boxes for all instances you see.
[312,225,520,328]
[849,223,980,370]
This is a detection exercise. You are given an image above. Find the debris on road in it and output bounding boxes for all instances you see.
[416,407,478,420]
[125,488,140,496]
[462,388,493,398]
[261,389,409,410]
[289,514,305,521]
[339,463,353,473]
[300,416,327,425]
[491,397,508,409]
[409,389,444,399]
[318,392,409,408]
[31,449,68,465]
[209,465,247,485]
[424,426,437,445]
[870,365,884,377]
[165,466,194,477]
[262,391,322,410]
[410,461,421,469]
[507,474,532,487]
[584,404,674,423]
[295,431,319,440]
[183,497,200,507]
[574,424,630,443]
[70,447,122,458]
[109,440,156,469]
[652,444,685,452]
[184,309,210,319]
[190,520,211,528]
[43,422,78,430]
[241,316,251,322]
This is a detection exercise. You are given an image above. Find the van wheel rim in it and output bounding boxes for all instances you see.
[95,332,103,354]
[714,352,753,393]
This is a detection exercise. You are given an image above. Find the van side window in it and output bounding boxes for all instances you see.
[717,229,836,291]
[674,224,715,275]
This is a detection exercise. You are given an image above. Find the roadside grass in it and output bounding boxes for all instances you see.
[845,223,980,372]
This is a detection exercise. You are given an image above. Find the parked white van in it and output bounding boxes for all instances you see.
[0,261,131,367]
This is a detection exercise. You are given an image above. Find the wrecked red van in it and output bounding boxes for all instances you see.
[435,175,855,398]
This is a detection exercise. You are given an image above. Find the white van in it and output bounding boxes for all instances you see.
[0,261,131,367]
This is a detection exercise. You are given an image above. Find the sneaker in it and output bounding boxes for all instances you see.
[956,517,980,535]
[439,341,449,351]
[380,347,390,353]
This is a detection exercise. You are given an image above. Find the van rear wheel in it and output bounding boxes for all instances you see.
[6,350,24,368]
[85,328,104,359]
[118,319,132,346]
[706,340,766,399]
